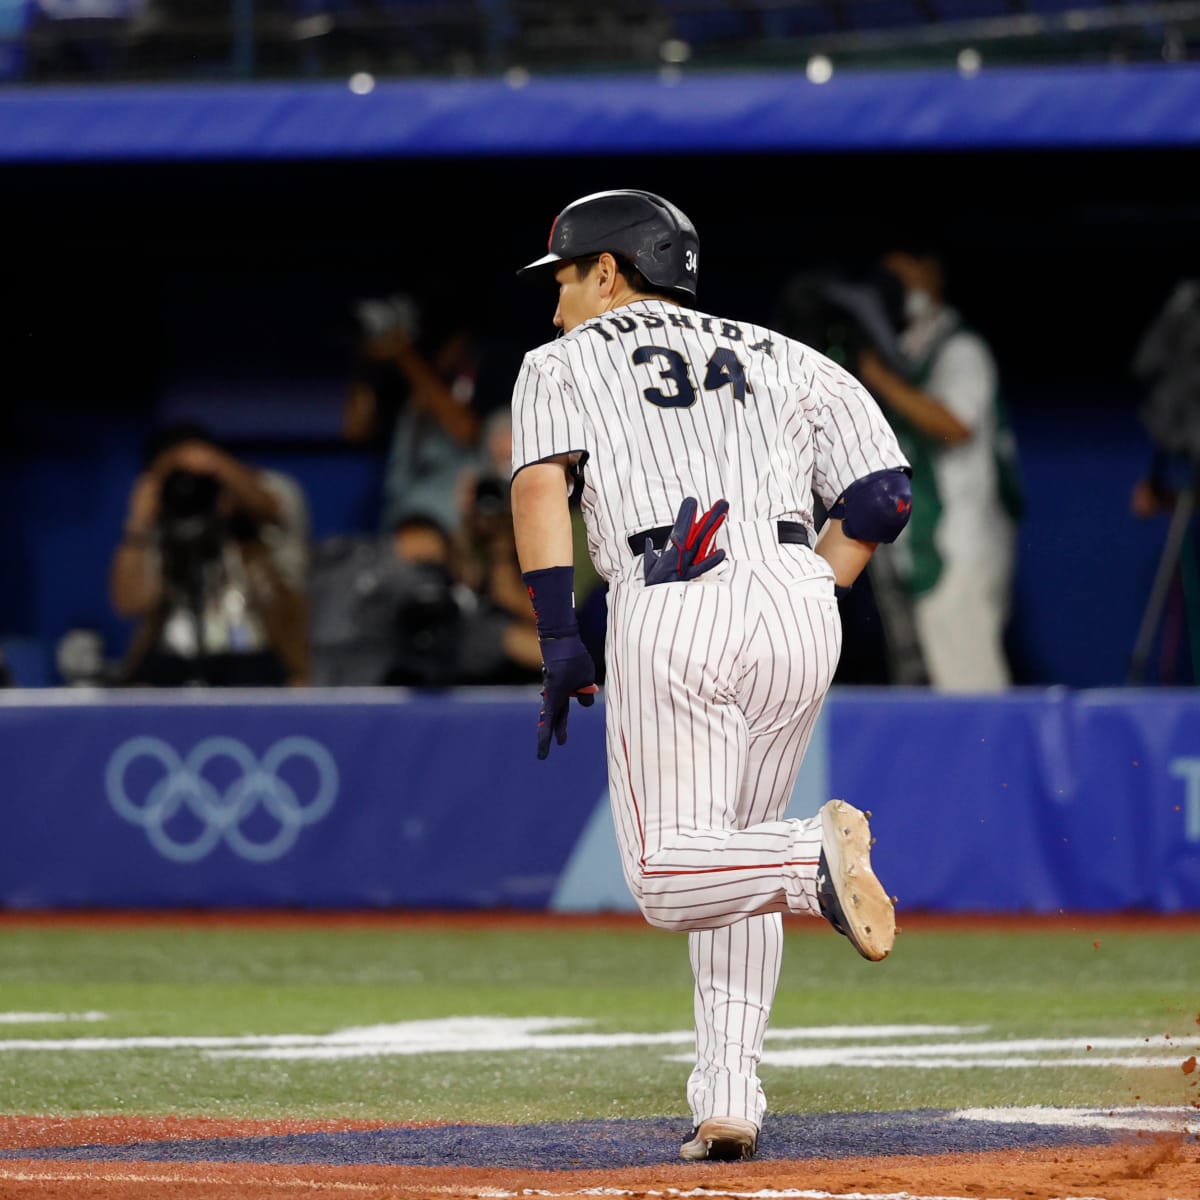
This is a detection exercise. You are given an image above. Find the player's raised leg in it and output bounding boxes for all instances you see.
[604,572,825,931]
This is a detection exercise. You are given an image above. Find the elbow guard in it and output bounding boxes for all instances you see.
[829,467,913,544]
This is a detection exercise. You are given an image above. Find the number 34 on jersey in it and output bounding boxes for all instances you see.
[580,309,774,409]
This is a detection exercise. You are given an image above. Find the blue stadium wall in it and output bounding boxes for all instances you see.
[1,688,1197,913]
[4,63,1200,691]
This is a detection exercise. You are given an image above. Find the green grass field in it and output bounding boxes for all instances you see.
[1,916,1197,1124]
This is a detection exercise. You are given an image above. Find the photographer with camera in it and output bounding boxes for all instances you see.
[450,410,553,685]
[110,423,311,687]
[856,247,1024,692]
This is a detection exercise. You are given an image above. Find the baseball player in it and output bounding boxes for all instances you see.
[508,190,912,1162]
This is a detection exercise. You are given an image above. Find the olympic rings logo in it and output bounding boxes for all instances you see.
[105,736,339,864]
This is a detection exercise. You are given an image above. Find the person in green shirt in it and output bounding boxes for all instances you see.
[857,247,1023,691]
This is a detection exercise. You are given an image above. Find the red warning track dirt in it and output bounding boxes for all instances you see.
[3,908,1199,933]
[0,1116,430,1150]
[0,1136,1197,1200]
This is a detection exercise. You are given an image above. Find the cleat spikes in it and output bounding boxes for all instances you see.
[815,800,895,962]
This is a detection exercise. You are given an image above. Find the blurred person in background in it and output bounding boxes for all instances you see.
[307,497,543,689]
[391,509,543,688]
[109,422,311,687]
[451,410,548,684]
[1129,276,1200,518]
[856,246,1024,692]
[343,290,486,539]
[1125,276,1200,684]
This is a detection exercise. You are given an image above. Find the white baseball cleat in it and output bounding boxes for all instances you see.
[816,799,896,962]
[679,1116,758,1162]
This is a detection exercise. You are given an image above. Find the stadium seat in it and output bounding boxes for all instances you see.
[761,2,839,40]
[0,0,33,80]
[289,0,482,73]
[1022,0,1110,12]
[658,0,752,49]
[929,0,1012,20]
[35,0,146,14]
[26,0,149,79]
[852,0,927,30]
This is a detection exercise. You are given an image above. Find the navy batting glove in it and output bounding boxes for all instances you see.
[644,497,730,586]
[537,634,597,760]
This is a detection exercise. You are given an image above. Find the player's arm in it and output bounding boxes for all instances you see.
[817,466,914,588]
[805,351,913,588]
[511,456,597,759]
[814,518,876,589]
[511,458,576,571]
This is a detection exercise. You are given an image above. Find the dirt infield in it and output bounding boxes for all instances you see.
[0,1122,1197,1200]
[3,910,1198,1198]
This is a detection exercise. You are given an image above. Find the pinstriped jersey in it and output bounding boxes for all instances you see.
[510,298,908,581]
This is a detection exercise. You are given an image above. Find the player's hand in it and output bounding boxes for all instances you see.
[643,497,729,586]
[536,634,598,760]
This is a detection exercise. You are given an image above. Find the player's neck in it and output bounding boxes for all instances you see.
[600,288,677,315]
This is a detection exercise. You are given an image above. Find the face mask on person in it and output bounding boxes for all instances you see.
[904,288,936,322]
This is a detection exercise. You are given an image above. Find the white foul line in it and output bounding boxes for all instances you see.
[0,1011,106,1024]
[0,1176,996,1200]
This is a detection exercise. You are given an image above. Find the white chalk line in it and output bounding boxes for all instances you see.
[11,1181,1188,1200]
[0,1176,995,1200]
[0,1177,1189,1200]
[0,1011,106,1025]
[5,1016,1194,1075]
[955,1104,1200,1135]
[0,1018,982,1058]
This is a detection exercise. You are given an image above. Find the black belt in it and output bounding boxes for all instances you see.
[628,520,810,556]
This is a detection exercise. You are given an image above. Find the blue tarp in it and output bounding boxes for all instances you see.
[2,63,1200,161]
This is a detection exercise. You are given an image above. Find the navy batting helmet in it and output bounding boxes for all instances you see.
[517,189,699,302]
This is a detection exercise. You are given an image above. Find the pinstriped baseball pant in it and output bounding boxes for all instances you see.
[603,539,841,1127]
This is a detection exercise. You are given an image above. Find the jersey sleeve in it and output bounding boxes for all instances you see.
[800,347,910,511]
[509,350,590,477]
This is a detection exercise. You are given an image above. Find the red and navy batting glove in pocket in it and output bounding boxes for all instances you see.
[537,634,597,760]
[644,497,730,586]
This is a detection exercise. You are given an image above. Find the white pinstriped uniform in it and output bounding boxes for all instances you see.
[511,297,907,1130]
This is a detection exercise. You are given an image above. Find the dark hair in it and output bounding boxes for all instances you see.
[573,253,667,301]
[391,512,452,543]
[141,421,218,469]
